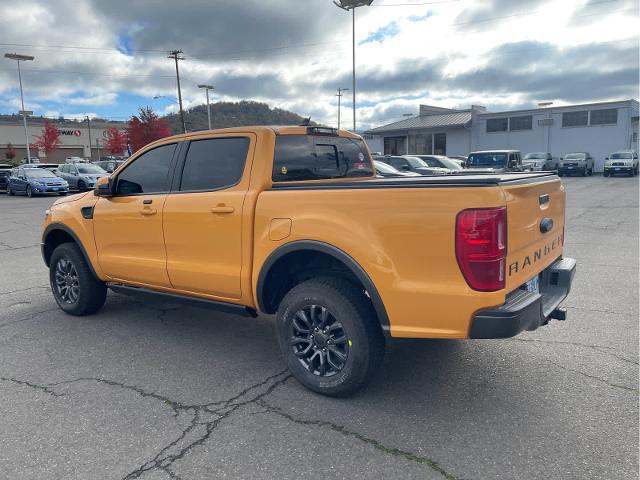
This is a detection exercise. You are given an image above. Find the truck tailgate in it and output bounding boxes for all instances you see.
[501,176,565,291]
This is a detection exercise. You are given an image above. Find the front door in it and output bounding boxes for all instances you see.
[163,135,253,299]
[93,142,177,288]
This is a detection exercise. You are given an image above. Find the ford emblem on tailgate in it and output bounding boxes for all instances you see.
[540,217,554,233]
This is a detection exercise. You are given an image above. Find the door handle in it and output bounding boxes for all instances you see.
[211,206,235,214]
[139,208,157,216]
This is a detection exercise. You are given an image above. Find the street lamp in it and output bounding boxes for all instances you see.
[333,0,374,132]
[336,87,349,129]
[153,95,193,132]
[197,84,215,130]
[538,101,554,152]
[4,53,35,163]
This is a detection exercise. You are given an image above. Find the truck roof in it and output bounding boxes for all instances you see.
[469,150,520,154]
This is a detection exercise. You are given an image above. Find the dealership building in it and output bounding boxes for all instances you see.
[0,115,127,164]
[365,99,639,172]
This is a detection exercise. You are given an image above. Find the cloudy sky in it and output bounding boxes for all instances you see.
[0,0,637,130]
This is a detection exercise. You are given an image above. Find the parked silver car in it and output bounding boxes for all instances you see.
[523,152,558,171]
[558,152,594,177]
[603,150,638,177]
[56,163,107,191]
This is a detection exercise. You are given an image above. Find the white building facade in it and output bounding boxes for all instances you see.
[365,99,639,172]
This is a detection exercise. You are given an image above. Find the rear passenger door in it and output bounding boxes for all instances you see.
[162,135,254,299]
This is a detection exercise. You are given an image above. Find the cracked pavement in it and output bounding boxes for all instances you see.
[0,175,637,479]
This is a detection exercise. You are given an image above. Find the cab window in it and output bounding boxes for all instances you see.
[179,137,249,191]
[273,135,372,182]
[115,144,176,195]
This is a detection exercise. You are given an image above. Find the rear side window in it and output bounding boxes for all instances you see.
[180,137,249,191]
[116,143,176,195]
[273,135,373,182]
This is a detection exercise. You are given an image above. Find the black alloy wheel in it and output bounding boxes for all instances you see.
[290,305,349,377]
[53,257,80,304]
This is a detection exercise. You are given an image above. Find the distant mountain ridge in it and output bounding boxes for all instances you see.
[162,100,315,133]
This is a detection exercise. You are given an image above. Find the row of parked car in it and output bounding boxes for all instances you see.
[0,156,128,197]
[372,149,639,178]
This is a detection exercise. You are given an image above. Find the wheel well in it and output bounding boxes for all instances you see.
[260,250,366,315]
[42,229,75,266]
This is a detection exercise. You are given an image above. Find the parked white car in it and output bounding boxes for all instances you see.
[603,150,638,177]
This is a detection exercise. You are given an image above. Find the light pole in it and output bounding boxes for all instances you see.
[167,50,186,134]
[4,53,35,163]
[336,87,349,129]
[538,101,553,153]
[85,115,93,161]
[197,84,215,130]
[333,0,374,132]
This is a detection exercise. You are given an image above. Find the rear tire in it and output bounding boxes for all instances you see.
[588,167,593,176]
[49,243,107,316]
[558,172,563,177]
[276,277,385,397]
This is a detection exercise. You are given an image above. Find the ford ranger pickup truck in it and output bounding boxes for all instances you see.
[41,126,576,396]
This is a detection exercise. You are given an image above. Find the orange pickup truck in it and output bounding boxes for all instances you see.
[41,126,575,396]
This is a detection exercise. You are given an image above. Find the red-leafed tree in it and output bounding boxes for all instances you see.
[126,107,172,153]
[32,119,61,155]
[105,127,128,155]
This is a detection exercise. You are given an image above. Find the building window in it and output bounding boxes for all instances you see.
[486,118,508,132]
[408,132,432,154]
[434,133,446,155]
[590,108,617,125]
[562,111,588,127]
[384,136,406,155]
[509,115,532,131]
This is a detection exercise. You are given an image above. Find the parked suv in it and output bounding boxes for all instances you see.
[7,166,69,197]
[523,152,558,171]
[603,150,638,177]
[558,152,594,177]
[57,163,107,191]
[94,159,125,173]
[466,150,524,172]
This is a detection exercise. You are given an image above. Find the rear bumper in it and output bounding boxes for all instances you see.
[469,257,576,339]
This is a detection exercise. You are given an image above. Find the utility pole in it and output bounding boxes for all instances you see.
[4,53,35,163]
[198,84,215,130]
[168,50,186,134]
[336,87,349,130]
[85,116,92,161]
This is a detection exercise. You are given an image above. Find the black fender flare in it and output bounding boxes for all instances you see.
[41,223,99,278]
[256,240,390,333]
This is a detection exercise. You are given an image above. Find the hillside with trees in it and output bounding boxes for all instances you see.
[163,100,314,133]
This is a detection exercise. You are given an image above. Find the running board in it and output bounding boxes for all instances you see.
[107,284,258,318]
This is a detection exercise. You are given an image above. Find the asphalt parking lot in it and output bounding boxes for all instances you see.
[0,175,637,480]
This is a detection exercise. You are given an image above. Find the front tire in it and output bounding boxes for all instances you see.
[603,171,609,177]
[77,180,86,192]
[7,186,14,195]
[276,277,385,397]
[26,185,33,197]
[49,243,107,316]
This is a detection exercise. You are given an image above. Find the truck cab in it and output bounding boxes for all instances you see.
[465,150,524,173]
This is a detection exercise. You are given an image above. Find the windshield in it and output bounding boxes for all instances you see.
[611,153,632,159]
[466,153,508,167]
[77,164,106,174]
[25,169,57,178]
[524,153,546,160]
[374,161,399,174]
[405,157,428,168]
[438,157,462,170]
[564,153,585,159]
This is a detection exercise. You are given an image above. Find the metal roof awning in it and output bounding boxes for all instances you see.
[365,111,472,135]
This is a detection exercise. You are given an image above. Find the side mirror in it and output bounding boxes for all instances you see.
[94,176,113,197]
[605,157,609,160]
[401,165,410,170]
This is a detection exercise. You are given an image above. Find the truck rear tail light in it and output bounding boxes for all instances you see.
[455,207,507,292]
